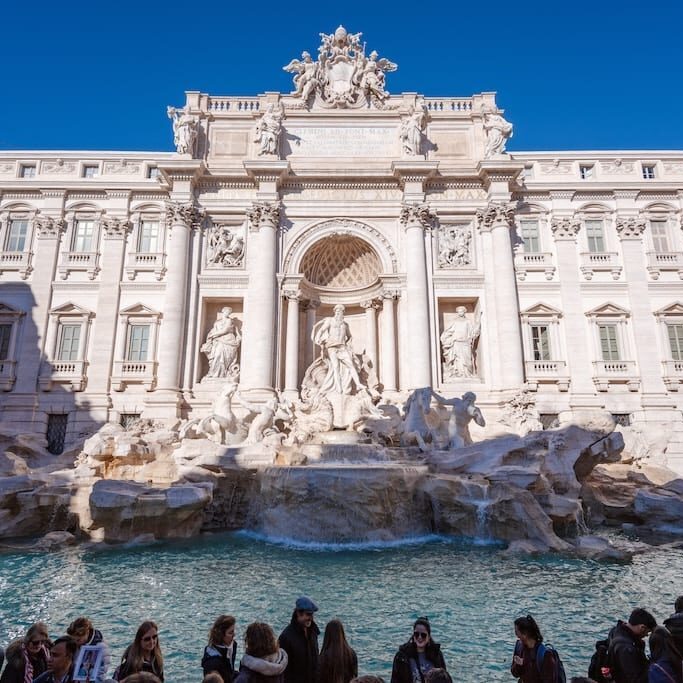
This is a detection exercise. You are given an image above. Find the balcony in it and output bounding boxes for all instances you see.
[58,251,100,280]
[580,252,621,280]
[514,252,555,281]
[111,360,158,391]
[646,251,683,280]
[662,359,683,390]
[0,251,32,279]
[592,360,639,391]
[525,360,570,391]
[0,359,16,391]
[125,252,166,281]
[38,360,88,391]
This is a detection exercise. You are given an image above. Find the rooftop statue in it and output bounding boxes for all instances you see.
[283,25,397,109]
[167,105,199,156]
[483,107,513,158]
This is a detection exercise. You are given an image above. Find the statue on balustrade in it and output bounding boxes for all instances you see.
[483,109,513,158]
[201,307,241,379]
[254,103,285,156]
[431,390,485,449]
[167,105,199,156]
[399,106,426,156]
[440,306,481,379]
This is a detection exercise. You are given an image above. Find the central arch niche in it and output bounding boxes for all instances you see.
[300,235,381,289]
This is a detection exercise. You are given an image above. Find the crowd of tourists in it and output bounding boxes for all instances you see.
[0,595,682,683]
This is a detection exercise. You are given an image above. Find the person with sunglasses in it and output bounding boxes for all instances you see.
[0,622,51,683]
[390,617,447,683]
[278,596,320,683]
[114,621,164,681]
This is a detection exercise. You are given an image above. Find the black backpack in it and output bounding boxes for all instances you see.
[536,642,567,683]
[588,638,611,683]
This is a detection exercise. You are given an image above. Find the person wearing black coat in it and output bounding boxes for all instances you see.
[664,596,683,659]
[202,615,238,683]
[278,597,320,683]
[608,609,657,683]
[390,617,447,683]
[0,623,51,683]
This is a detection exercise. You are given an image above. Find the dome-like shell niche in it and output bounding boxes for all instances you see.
[300,235,381,289]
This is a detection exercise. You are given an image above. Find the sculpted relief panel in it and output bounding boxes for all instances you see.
[438,225,473,268]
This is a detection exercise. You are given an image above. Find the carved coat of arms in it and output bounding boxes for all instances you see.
[283,25,397,109]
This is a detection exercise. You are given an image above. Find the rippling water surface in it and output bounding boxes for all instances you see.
[1,533,681,682]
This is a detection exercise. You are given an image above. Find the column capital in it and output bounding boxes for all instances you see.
[616,215,646,240]
[475,201,515,233]
[551,215,582,241]
[399,202,437,230]
[283,288,302,302]
[102,216,132,239]
[165,201,204,228]
[302,298,321,310]
[382,288,401,300]
[248,201,281,231]
[35,215,66,239]
[360,299,381,310]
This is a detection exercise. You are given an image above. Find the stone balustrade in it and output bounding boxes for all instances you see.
[646,251,683,280]
[39,360,88,391]
[592,360,639,391]
[58,251,100,280]
[0,251,32,279]
[580,251,622,280]
[525,360,570,391]
[111,360,158,391]
[514,251,555,280]
[125,252,166,281]
[206,97,261,113]
[0,359,16,391]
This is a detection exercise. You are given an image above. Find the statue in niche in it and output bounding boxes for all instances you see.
[207,224,245,267]
[254,103,285,156]
[431,390,485,449]
[167,105,199,156]
[438,227,472,267]
[441,306,481,379]
[483,109,513,158]
[201,307,241,379]
[311,304,364,396]
[399,106,427,156]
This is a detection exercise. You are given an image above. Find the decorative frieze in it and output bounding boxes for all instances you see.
[600,159,635,174]
[42,160,77,174]
[103,161,141,175]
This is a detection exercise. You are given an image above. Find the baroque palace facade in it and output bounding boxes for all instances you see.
[1,27,683,469]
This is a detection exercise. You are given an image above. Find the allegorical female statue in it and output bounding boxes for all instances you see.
[440,306,481,379]
[201,307,241,379]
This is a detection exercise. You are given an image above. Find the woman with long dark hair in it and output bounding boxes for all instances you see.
[202,615,238,682]
[390,617,447,683]
[649,626,683,683]
[317,619,358,683]
[115,621,164,681]
[511,615,554,683]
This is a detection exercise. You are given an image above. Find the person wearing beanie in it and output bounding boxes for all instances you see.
[278,597,320,683]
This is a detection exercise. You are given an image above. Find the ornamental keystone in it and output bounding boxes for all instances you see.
[475,202,515,232]
[616,216,646,240]
[399,202,436,229]
[551,216,581,240]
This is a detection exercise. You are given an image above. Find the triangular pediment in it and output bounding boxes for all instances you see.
[0,302,22,314]
[49,301,93,316]
[119,302,160,316]
[521,302,562,317]
[655,302,683,316]
[585,302,630,317]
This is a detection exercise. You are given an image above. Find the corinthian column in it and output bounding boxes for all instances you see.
[239,201,280,397]
[361,299,379,371]
[154,202,202,407]
[475,202,524,389]
[380,290,399,392]
[400,203,436,389]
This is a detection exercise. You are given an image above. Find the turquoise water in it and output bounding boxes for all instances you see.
[1,533,681,682]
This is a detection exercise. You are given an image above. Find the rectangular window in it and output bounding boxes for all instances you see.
[6,220,28,251]
[585,219,605,253]
[46,414,68,455]
[668,324,683,361]
[530,325,551,361]
[147,167,160,179]
[72,220,94,252]
[520,220,540,253]
[57,324,81,361]
[0,324,11,360]
[650,220,670,252]
[642,165,656,180]
[579,165,594,180]
[20,165,36,178]
[126,324,150,361]
[82,165,99,178]
[138,220,159,252]
[599,324,620,361]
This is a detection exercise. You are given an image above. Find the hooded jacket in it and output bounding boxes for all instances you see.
[608,621,649,683]
[202,641,237,682]
[390,640,447,683]
[278,613,320,683]
[234,649,288,683]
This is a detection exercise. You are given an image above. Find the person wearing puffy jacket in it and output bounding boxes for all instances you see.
[649,626,683,683]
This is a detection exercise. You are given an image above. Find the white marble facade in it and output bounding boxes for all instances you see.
[2,27,683,470]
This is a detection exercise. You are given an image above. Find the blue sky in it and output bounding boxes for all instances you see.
[3,0,682,152]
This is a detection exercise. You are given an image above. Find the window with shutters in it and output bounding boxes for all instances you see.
[138,221,159,253]
[649,220,670,252]
[667,324,683,361]
[57,324,81,361]
[598,324,620,361]
[520,220,540,253]
[530,325,551,361]
[0,324,11,360]
[585,219,605,252]
[6,220,28,251]
[126,324,150,361]
[72,220,95,252]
